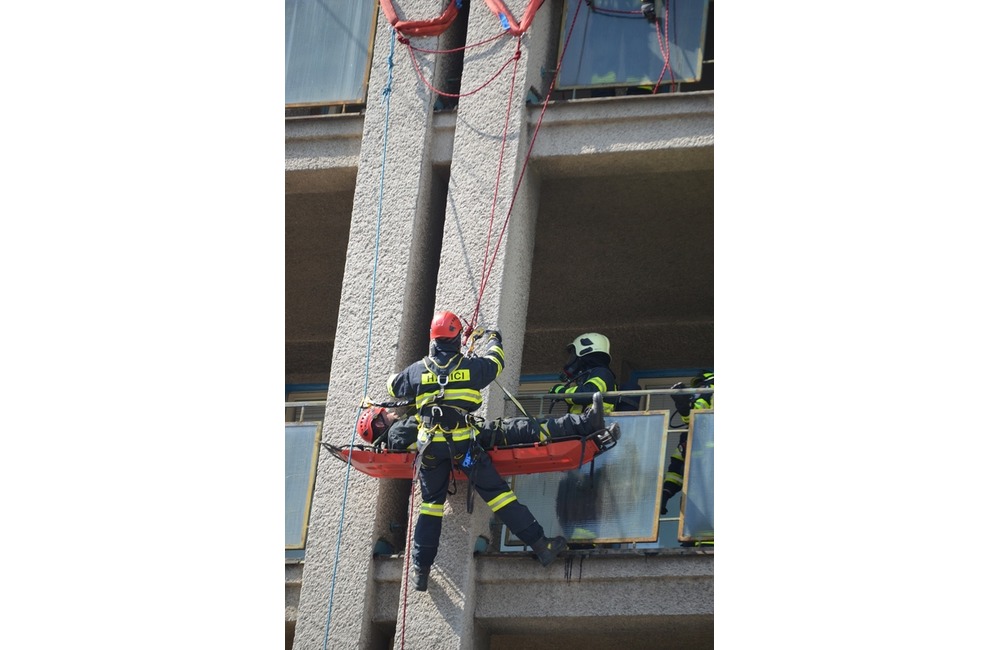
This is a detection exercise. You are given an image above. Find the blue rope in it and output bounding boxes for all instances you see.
[322,28,397,650]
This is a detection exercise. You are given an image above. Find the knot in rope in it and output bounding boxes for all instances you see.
[397,36,410,45]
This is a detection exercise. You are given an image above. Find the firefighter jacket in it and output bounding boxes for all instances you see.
[662,391,714,503]
[551,361,617,415]
[386,334,505,434]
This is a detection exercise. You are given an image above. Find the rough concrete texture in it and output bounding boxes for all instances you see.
[291,2,444,648]
[391,3,558,648]
[287,0,715,646]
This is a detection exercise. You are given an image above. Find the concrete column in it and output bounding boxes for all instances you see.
[293,2,447,649]
[392,2,555,648]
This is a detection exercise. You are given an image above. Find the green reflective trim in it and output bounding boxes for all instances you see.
[488,491,517,511]
[420,503,444,517]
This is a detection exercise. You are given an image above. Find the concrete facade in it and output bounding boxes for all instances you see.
[287,1,713,648]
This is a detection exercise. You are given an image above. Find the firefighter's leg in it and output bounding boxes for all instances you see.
[468,456,568,567]
[413,441,450,570]
[465,452,544,545]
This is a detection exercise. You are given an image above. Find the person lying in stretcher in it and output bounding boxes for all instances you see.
[357,392,621,452]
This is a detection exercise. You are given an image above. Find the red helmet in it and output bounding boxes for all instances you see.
[429,310,462,340]
[357,406,388,444]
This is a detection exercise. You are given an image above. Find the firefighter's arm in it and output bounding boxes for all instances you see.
[477,331,505,380]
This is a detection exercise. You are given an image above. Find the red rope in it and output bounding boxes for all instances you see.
[405,38,520,99]
[653,5,676,94]
[483,0,547,36]
[402,30,505,55]
[378,0,460,38]
[465,0,587,338]
[398,470,419,648]
[469,38,523,337]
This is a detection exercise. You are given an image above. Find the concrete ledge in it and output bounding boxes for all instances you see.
[285,113,365,175]
[368,549,712,626]
[285,92,714,180]
[525,92,714,176]
[285,562,304,623]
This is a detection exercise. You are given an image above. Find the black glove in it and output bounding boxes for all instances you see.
[670,382,692,417]
[480,329,501,344]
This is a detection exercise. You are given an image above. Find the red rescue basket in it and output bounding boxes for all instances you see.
[324,437,607,480]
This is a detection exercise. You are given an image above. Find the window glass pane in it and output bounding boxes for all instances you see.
[506,413,668,544]
[557,0,709,88]
[285,0,377,105]
[286,422,321,549]
[679,410,713,541]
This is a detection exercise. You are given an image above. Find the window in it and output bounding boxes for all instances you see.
[285,389,327,423]
[286,421,321,554]
[556,0,711,92]
[285,0,379,107]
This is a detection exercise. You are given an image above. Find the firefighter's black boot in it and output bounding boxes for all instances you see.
[412,565,430,592]
[530,536,568,568]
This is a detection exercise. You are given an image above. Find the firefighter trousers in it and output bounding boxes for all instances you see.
[413,436,543,568]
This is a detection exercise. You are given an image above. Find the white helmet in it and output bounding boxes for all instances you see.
[567,333,611,359]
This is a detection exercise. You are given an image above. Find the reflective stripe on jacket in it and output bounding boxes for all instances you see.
[387,337,505,429]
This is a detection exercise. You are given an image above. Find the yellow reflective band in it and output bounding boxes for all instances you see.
[420,503,445,517]
[587,377,608,393]
[663,472,683,487]
[488,356,503,374]
[420,369,472,384]
[671,450,684,461]
[430,429,472,442]
[488,491,517,511]
[386,376,397,397]
[441,388,482,402]
[539,423,551,442]
[415,394,437,408]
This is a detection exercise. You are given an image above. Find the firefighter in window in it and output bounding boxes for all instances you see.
[661,371,714,514]
[549,332,618,415]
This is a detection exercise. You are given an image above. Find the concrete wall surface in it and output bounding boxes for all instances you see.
[287,1,714,647]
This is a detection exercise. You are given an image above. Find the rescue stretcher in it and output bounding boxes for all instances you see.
[323,434,610,480]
